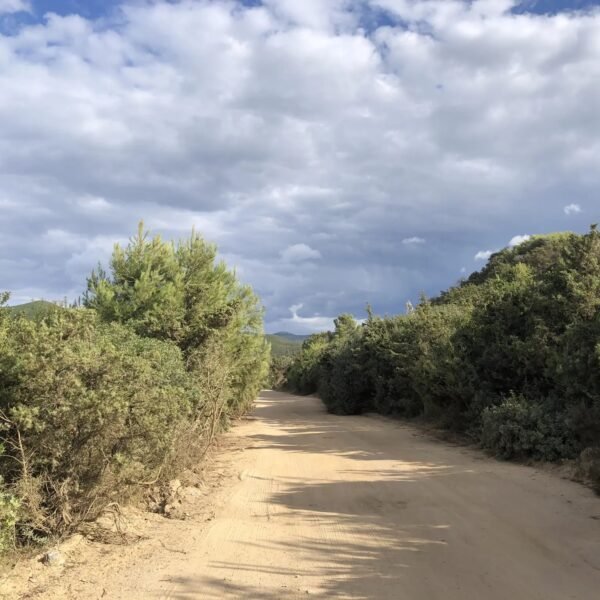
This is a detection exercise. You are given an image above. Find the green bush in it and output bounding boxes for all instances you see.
[305,315,373,415]
[268,355,295,389]
[85,224,269,414]
[480,394,578,460]
[286,227,600,470]
[0,309,198,536]
[361,316,422,417]
[286,332,331,395]
[0,224,270,552]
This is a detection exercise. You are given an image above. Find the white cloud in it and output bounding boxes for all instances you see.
[474,233,531,262]
[475,234,530,261]
[0,0,29,15]
[0,1,598,331]
[402,236,426,245]
[564,203,582,215]
[269,303,334,334]
[475,250,495,261]
[281,243,322,263]
[508,234,531,247]
[77,195,112,212]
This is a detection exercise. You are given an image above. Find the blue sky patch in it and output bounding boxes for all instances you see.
[5,1,600,28]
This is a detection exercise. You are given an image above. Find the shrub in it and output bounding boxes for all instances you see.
[0,309,198,537]
[0,225,269,555]
[268,355,295,390]
[286,227,600,473]
[286,332,331,395]
[314,315,374,415]
[85,224,270,417]
[479,394,577,460]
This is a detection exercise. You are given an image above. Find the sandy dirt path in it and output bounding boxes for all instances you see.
[4,390,600,599]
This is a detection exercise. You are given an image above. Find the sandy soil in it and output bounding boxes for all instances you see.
[3,390,600,599]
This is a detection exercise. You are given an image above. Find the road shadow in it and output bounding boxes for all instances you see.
[146,392,599,599]
[247,390,476,468]
[162,392,468,599]
[163,474,453,599]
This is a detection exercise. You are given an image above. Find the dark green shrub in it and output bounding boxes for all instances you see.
[480,394,578,460]
[286,332,331,394]
[314,315,374,415]
[362,316,422,417]
[286,227,600,472]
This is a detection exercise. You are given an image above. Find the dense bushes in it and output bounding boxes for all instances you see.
[480,394,578,460]
[287,228,600,475]
[0,310,197,541]
[267,355,295,390]
[0,226,269,553]
[85,225,269,417]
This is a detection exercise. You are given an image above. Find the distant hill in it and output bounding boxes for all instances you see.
[6,300,62,319]
[266,332,309,358]
[271,332,310,343]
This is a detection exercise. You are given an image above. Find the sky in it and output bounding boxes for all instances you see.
[0,0,599,333]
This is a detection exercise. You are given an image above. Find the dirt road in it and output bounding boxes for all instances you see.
[5,390,600,599]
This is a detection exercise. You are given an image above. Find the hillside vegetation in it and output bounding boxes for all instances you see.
[286,228,600,488]
[271,332,309,343]
[0,225,269,554]
[265,334,305,389]
[6,300,61,319]
[266,334,305,358]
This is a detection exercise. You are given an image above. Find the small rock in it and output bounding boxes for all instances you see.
[168,479,182,495]
[42,550,65,567]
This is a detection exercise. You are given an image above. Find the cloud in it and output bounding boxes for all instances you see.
[476,234,530,260]
[564,203,582,215]
[281,243,322,263]
[474,250,495,261]
[508,234,531,247]
[402,236,426,245]
[0,1,598,331]
[77,195,112,213]
[0,0,29,15]
[268,303,335,334]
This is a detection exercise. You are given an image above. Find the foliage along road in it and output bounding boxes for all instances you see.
[7,390,600,599]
